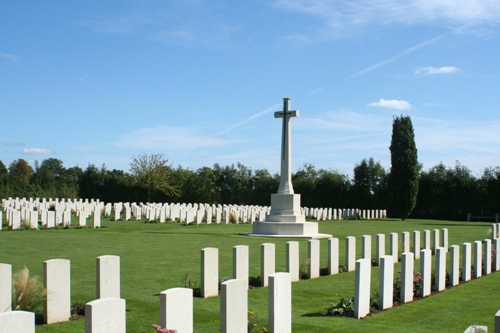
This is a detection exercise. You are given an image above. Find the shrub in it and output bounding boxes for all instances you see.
[228,211,238,224]
[12,266,46,312]
[326,297,354,317]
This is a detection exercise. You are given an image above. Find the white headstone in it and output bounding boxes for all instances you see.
[362,235,371,260]
[423,230,431,250]
[435,248,446,291]
[220,279,247,333]
[44,259,71,324]
[462,242,472,282]
[308,239,320,279]
[354,258,371,319]
[328,238,339,275]
[269,273,291,333]
[413,230,421,259]
[379,255,394,310]
[376,233,385,266]
[286,241,300,282]
[0,264,12,312]
[160,288,193,333]
[441,228,449,252]
[401,252,414,303]
[450,245,460,286]
[346,236,356,272]
[402,232,410,253]
[85,298,126,333]
[96,255,120,299]
[261,243,275,287]
[233,245,249,289]
[474,241,482,279]
[390,232,398,263]
[420,249,432,297]
[484,239,492,275]
[0,311,35,333]
[201,248,218,298]
[433,229,440,254]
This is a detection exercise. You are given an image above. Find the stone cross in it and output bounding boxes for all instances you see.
[274,98,299,194]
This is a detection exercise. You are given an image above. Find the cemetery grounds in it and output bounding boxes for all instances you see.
[1,214,499,333]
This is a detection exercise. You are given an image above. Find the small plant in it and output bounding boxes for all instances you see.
[338,264,348,273]
[249,276,262,288]
[151,324,177,333]
[248,310,259,332]
[12,266,46,312]
[21,219,32,230]
[299,259,310,279]
[228,211,238,224]
[180,274,197,288]
[70,301,86,320]
[327,297,354,317]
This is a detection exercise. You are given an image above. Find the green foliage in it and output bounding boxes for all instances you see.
[352,158,388,209]
[388,115,419,220]
[130,153,179,202]
[327,297,354,317]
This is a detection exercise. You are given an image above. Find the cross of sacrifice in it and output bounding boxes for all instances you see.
[274,98,299,194]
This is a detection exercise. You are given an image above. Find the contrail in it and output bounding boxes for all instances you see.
[213,103,281,136]
[350,24,470,78]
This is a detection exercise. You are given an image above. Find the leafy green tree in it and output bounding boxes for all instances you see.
[8,159,33,197]
[252,169,279,206]
[315,168,351,208]
[352,158,387,209]
[388,115,419,220]
[0,160,8,197]
[130,153,178,202]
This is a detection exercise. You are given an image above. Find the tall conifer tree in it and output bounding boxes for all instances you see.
[388,115,419,220]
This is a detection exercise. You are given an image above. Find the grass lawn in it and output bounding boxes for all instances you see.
[0,216,498,332]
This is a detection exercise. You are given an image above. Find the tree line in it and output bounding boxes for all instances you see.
[1,116,498,221]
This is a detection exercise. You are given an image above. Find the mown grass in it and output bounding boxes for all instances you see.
[0,216,497,332]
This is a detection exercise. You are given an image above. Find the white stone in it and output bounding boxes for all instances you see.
[362,235,371,260]
[484,239,492,275]
[494,239,500,272]
[97,255,120,299]
[463,243,472,282]
[441,228,449,252]
[0,264,12,312]
[379,255,394,310]
[423,230,431,250]
[354,258,371,319]
[390,232,398,263]
[328,238,339,275]
[0,311,35,333]
[346,236,356,272]
[85,298,126,333]
[376,234,385,265]
[450,245,460,286]
[44,258,71,324]
[308,239,320,279]
[201,248,218,298]
[402,232,410,253]
[269,273,291,333]
[474,241,482,279]
[286,241,300,281]
[413,231,421,259]
[420,249,432,297]
[435,248,446,291]
[261,243,275,287]
[93,209,101,228]
[233,245,249,289]
[433,229,440,254]
[401,252,414,303]
[220,279,247,333]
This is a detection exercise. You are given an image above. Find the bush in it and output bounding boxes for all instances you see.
[12,266,46,312]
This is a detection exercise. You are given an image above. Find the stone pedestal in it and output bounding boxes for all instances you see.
[246,194,331,239]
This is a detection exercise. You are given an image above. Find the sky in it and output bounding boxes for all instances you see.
[1,0,500,178]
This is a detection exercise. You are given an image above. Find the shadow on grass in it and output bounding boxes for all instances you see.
[301,312,327,317]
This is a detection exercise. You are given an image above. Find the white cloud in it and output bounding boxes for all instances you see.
[116,125,230,151]
[21,148,53,155]
[415,66,460,75]
[273,0,500,38]
[368,99,413,111]
[0,52,19,62]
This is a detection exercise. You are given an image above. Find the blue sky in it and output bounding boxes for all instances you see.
[1,0,500,177]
